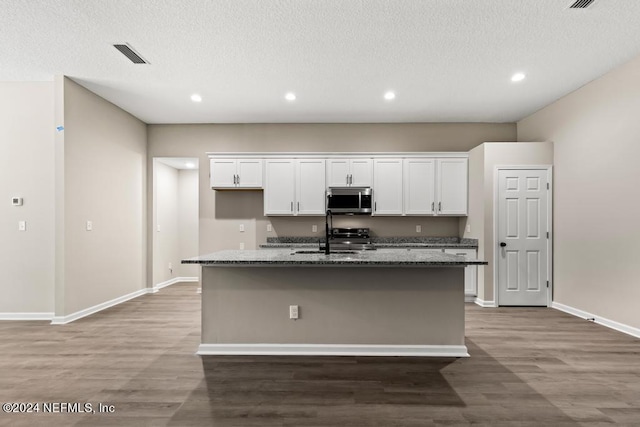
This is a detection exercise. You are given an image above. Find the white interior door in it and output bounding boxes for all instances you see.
[497,169,550,306]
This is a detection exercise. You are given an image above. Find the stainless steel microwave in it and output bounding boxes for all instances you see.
[326,187,373,215]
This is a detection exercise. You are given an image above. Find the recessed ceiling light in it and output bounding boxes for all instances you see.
[511,73,526,82]
[285,92,296,101]
[185,162,195,168]
[384,91,396,101]
[191,94,202,102]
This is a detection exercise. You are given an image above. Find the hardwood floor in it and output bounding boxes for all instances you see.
[1,282,639,426]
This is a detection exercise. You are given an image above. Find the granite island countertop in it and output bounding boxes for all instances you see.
[183,248,487,267]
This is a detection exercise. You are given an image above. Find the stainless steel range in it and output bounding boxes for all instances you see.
[328,227,376,251]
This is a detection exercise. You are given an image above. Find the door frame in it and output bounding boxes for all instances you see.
[493,165,553,307]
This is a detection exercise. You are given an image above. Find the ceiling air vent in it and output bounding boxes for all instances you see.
[113,43,148,64]
[569,0,596,8]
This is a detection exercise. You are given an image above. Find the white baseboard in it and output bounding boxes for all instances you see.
[474,298,497,308]
[465,295,476,303]
[197,343,469,357]
[51,288,150,325]
[153,276,199,291]
[0,312,54,321]
[552,301,640,340]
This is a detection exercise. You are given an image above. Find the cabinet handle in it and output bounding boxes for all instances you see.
[438,202,441,212]
[431,202,434,212]
[374,201,377,212]
[291,201,293,212]
[350,174,353,185]
[236,174,240,185]
[297,202,300,211]
[233,174,237,185]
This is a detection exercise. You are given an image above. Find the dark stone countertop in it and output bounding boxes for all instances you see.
[183,248,487,267]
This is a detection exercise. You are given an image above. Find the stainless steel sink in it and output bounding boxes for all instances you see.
[292,250,358,255]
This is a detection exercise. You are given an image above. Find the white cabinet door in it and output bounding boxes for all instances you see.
[436,158,468,215]
[444,248,477,296]
[237,159,263,188]
[350,159,373,187]
[326,159,350,187]
[403,158,435,215]
[296,159,326,215]
[210,159,237,188]
[373,159,403,215]
[211,158,263,189]
[326,159,372,187]
[264,160,295,215]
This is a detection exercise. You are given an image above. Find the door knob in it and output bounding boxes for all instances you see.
[500,242,507,247]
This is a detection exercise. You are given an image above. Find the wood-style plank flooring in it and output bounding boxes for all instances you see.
[1,282,639,426]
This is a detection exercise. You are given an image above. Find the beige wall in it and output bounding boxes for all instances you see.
[58,77,147,316]
[463,142,554,303]
[177,169,199,277]
[518,55,640,329]
[153,161,179,285]
[0,82,55,315]
[147,123,516,255]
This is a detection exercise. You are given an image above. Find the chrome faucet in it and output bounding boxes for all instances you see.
[325,209,332,255]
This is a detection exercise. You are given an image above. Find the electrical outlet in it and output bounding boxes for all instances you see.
[18,221,26,231]
[239,224,245,232]
[168,262,172,270]
[289,305,299,320]
[416,225,421,233]
[267,223,272,232]
[86,220,93,231]
[312,225,317,233]
[466,224,471,233]
[240,242,245,250]
[157,224,161,232]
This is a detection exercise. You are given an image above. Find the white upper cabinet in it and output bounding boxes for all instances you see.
[373,159,403,215]
[264,159,326,216]
[211,153,467,216]
[264,159,295,215]
[326,159,372,187]
[404,158,436,215]
[210,159,263,189]
[436,158,468,215]
[403,158,467,216]
[296,159,326,215]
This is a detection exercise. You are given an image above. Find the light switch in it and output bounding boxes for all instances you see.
[466,225,471,233]
[86,221,93,231]
[267,224,272,232]
[416,225,421,233]
[239,224,245,232]
[312,225,318,233]
[240,242,245,250]
[18,221,26,231]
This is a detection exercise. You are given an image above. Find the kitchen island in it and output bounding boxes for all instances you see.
[183,249,486,357]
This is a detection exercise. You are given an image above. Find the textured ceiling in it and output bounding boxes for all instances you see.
[2,0,640,124]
